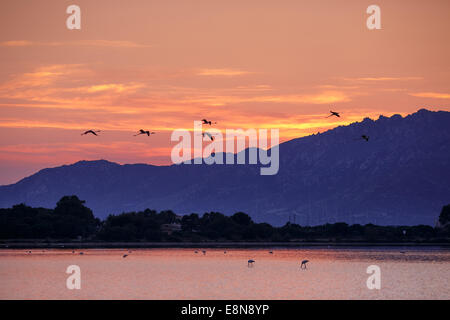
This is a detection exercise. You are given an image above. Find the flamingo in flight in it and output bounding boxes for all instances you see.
[81,130,101,136]
[354,135,370,142]
[202,132,215,141]
[201,119,217,125]
[134,129,155,136]
[327,111,341,118]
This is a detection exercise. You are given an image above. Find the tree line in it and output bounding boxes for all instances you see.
[0,195,449,242]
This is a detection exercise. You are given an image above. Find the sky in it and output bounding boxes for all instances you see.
[0,0,449,185]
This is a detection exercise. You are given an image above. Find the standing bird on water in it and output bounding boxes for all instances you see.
[248,259,255,267]
[300,260,309,269]
[81,130,101,136]
[327,111,340,118]
[134,129,155,136]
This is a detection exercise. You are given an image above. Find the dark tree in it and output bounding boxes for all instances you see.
[54,196,95,220]
[231,212,253,226]
[439,204,450,226]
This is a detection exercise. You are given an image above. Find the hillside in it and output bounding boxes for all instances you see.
[1,109,449,226]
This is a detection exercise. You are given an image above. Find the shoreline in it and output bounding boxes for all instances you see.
[1,241,449,249]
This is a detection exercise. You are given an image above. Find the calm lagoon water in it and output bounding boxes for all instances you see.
[0,247,449,299]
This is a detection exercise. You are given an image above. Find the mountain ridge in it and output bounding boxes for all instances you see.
[1,108,449,226]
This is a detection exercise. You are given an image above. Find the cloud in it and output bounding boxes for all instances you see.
[196,68,253,76]
[0,40,152,48]
[409,92,450,99]
[182,90,351,106]
[85,83,145,93]
[0,40,34,47]
[342,77,423,82]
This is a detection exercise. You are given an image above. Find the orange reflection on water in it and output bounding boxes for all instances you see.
[0,248,449,299]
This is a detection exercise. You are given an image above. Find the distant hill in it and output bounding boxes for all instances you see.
[1,108,449,226]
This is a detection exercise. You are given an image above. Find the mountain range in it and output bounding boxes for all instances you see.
[1,108,449,226]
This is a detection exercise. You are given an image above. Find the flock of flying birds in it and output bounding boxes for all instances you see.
[27,110,373,269]
[80,111,370,142]
[326,110,370,141]
[80,118,218,141]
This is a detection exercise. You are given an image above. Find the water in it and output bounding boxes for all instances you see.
[0,247,449,299]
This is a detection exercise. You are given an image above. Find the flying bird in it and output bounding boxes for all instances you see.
[202,132,215,141]
[300,259,309,269]
[134,129,155,136]
[354,135,369,142]
[201,119,217,125]
[327,111,340,118]
[248,259,255,267]
[81,130,101,136]
[123,254,128,258]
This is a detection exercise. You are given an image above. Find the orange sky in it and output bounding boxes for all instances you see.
[0,0,449,184]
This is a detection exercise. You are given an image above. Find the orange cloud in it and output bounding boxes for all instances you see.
[196,68,253,76]
[409,92,450,99]
[342,77,423,82]
[182,90,351,106]
[0,40,152,48]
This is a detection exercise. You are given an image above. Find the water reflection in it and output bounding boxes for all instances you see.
[0,247,449,299]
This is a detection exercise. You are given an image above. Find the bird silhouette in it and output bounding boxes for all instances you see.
[200,119,217,125]
[202,132,215,141]
[300,259,309,269]
[327,111,340,118]
[248,259,255,267]
[81,130,101,136]
[123,254,128,258]
[269,251,273,254]
[202,250,206,255]
[354,135,369,142]
[134,129,155,136]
